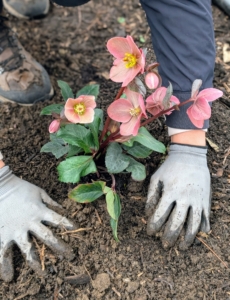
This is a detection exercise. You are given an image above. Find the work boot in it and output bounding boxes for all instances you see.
[0,17,53,105]
[213,0,230,16]
[3,0,49,19]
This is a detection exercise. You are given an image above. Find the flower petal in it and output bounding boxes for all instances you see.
[170,95,180,105]
[122,65,142,87]
[107,99,132,122]
[65,97,82,110]
[109,62,130,83]
[127,35,141,57]
[198,88,223,102]
[146,104,162,116]
[107,37,132,59]
[190,97,211,120]
[187,106,204,128]
[120,115,141,136]
[65,108,80,123]
[78,108,95,124]
[138,49,146,73]
[82,95,96,109]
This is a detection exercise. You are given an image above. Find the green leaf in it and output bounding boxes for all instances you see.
[110,218,119,242]
[106,189,116,219]
[94,108,104,131]
[57,156,97,183]
[123,127,166,154]
[105,142,130,173]
[57,80,74,101]
[139,34,145,43]
[117,17,125,24]
[88,115,101,149]
[113,193,121,219]
[40,104,64,115]
[57,124,94,153]
[41,136,69,159]
[66,145,82,157]
[109,193,121,242]
[68,181,105,203]
[76,84,100,99]
[122,142,152,158]
[103,186,111,194]
[126,157,146,181]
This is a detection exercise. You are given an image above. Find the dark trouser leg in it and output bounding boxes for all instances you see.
[140,0,215,129]
[52,0,90,6]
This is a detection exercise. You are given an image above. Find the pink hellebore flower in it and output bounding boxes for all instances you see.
[187,88,223,128]
[49,119,61,133]
[107,36,145,87]
[145,72,160,89]
[146,87,180,116]
[64,96,96,124]
[107,89,147,136]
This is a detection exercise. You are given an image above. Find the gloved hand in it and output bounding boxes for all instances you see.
[0,166,74,282]
[146,144,211,250]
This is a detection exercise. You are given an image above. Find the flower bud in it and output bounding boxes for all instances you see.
[49,119,60,133]
[145,72,159,89]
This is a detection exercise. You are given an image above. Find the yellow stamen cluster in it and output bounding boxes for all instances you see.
[129,107,141,117]
[123,53,137,68]
[74,103,85,115]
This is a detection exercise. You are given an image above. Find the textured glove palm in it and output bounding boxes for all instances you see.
[0,166,74,282]
[146,144,211,250]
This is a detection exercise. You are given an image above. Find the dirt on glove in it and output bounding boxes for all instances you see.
[0,1,230,299]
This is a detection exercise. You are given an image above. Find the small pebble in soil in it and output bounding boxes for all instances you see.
[126,281,140,293]
[92,273,111,292]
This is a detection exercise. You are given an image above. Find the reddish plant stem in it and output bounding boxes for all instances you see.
[96,129,120,157]
[99,86,125,143]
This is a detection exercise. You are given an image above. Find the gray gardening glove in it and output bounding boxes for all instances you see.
[146,144,211,250]
[0,166,74,282]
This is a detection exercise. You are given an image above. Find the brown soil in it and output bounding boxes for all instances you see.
[0,1,230,299]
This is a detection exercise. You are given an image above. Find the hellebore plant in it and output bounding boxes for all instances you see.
[41,36,223,240]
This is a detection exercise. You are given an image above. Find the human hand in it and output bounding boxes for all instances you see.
[146,144,211,250]
[0,166,74,282]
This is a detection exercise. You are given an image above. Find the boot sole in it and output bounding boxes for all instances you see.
[3,0,50,19]
[0,86,54,106]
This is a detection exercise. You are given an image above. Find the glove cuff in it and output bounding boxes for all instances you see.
[170,143,208,155]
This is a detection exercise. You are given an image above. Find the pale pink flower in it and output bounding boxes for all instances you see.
[64,96,96,124]
[187,88,223,128]
[49,119,60,133]
[145,72,160,89]
[107,36,145,87]
[146,87,180,116]
[107,89,147,136]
